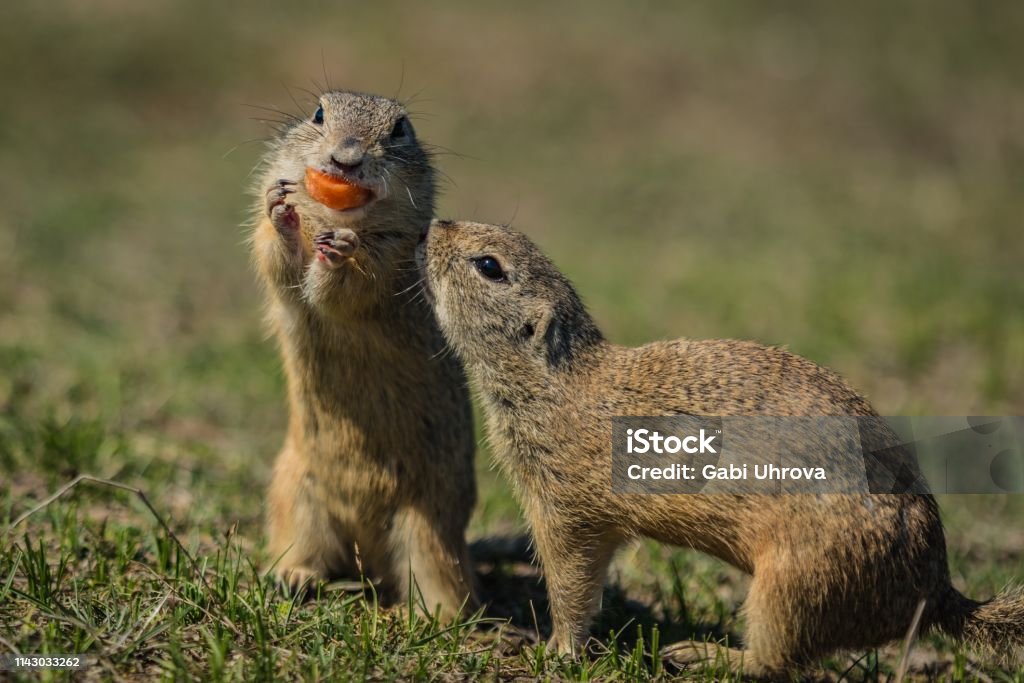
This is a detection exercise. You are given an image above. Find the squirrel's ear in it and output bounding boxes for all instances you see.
[529,304,571,369]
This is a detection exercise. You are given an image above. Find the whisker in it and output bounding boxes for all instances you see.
[392,61,406,101]
[400,87,429,109]
[394,276,425,298]
[222,137,272,159]
[321,50,333,92]
[292,85,323,102]
[283,83,311,120]
[429,343,456,362]
[420,144,478,162]
[243,103,303,123]
[248,116,292,128]
[504,196,521,228]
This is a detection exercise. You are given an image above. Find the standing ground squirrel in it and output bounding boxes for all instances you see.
[249,91,476,617]
[418,219,1024,676]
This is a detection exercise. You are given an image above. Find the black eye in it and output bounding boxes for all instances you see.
[391,117,408,139]
[312,105,324,125]
[472,256,506,282]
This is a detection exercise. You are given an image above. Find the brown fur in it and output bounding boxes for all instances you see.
[249,92,476,617]
[419,219,1024,676]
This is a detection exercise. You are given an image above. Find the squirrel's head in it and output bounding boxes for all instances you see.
[270,90,434,233]
[418,220,603,377]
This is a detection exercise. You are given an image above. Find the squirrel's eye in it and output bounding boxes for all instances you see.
[390,117,408,139]
[472,256,506,282]
[312,105,324,125]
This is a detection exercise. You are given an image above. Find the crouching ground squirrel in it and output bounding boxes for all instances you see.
[249,91,476,616]
[417,219,1024,676]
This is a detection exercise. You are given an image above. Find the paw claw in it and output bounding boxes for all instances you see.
[266,180,301,237]
[266,180,298,213]
[314,229,359,268]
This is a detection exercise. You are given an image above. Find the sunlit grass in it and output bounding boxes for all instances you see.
[1,1,1022,679]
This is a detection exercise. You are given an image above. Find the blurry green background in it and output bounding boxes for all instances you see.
[1,1,1022,677]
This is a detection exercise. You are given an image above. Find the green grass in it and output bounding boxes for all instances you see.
[2,0,1023,680]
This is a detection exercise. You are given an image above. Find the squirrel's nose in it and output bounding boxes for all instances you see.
[330,139,364,173]
[329,154,363,174]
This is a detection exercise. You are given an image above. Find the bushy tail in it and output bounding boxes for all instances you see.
[936,584,1024,665]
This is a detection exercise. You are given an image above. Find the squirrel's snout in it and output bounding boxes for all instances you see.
[329,138,365,174]
[329,154,363,174]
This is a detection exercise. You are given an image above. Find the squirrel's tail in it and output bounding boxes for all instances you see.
[934,584,1024,665]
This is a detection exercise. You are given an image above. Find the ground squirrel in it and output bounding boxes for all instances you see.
[249,91,476,617]
[417,219,1024,676]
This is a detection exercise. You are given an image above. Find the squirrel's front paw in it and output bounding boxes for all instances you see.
[266,179,301,240]
[314,229,359,269]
